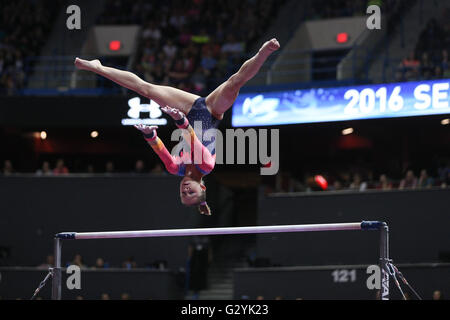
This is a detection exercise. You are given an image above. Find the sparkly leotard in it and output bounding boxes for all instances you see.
[144,97,221,176]
[186,97,221,155]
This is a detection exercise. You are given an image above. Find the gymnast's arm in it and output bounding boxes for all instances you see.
[134,125,180,175]
[162,106,216,174]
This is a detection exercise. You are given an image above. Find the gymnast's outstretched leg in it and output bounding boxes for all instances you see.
[74,58,199,115]
[205,38,280,119]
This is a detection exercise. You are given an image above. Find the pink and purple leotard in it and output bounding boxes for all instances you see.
[144,97,221,176]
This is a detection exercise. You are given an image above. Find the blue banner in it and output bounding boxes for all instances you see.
[232,79,450,127]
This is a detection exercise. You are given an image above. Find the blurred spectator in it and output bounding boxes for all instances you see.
[134,160,146,174]
[101,293,110,300]
[105,161,115,174]
[417,169,434,188]
[366,171,376,189]
[36,161,53,176]
[339,172,352,189]
[438,161,449,185]
[191,29,210,45]
[121,293,130,300]
[2,160,14,175]
[163,39,178,59]
[331,180,343,191]
[191,67,208,95]
[169,59,189,83]
[94,257,108,269]
[87,164,95,174]
[142,22,161,41]
[433,65,443,79]
[221,35,244,56]
[349,173,367,191]
[420,52,433,79]
[377,174,393,190]
[53,159,69,175]
[75,296,84,300]
[399,170,417,189]
[256,295,264,300]
[432,290,442,300]
[442,49,450,78]
[122,256,137,269]
[151,163,165,175]
[179,26,193,46]
[202,37,221,59]
[402,52,420,71]
[188,236,212,298]
[169,9,187,29]
[201,50,217,71]
[277,171,302,192]
[38,255,54,269]
[72,254,86,268]
[442,171,450,188]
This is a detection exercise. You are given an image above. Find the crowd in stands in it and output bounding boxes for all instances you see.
[264,163,450,194]
[46,253,147,270]
[97,0,281,96]
[2,157,450,193]
[397,14,450,81]
[2,0,446,96]
[240,290,444,300]
[0,1,62,95]
[1,158,167,176]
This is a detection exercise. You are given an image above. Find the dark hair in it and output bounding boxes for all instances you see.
[197,190,211,215]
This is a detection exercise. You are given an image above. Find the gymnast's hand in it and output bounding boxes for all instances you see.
[161,106,184,121]
[134,124,158,136]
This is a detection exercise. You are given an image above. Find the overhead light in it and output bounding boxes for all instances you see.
[441,118,450,125]
[40,131,47,140]
[342,128,354,135]
[91,131,99,138]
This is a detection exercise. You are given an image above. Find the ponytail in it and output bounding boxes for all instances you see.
[198,202,212,216]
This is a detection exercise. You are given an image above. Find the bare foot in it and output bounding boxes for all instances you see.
[259,38,280,55]
[74,57,102,72]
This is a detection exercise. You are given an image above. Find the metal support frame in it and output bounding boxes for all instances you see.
[51,238,62,300]
[379,222,390,300]
[50,221,389,300]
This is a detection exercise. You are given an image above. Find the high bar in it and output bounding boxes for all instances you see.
[55,221,385,240]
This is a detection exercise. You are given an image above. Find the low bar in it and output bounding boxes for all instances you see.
[55,222,380,240]
[52,221,388,300]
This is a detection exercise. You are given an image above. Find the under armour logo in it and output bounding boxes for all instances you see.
[127,97,162,119]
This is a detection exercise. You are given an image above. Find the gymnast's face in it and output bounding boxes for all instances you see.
[180,177,205,206]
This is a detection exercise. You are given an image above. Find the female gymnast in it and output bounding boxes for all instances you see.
[74,38,280,215]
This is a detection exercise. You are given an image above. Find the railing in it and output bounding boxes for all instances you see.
[14,47,435,96]
[22,55,125,95]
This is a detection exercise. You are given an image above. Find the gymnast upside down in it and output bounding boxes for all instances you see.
[75,38,280,215]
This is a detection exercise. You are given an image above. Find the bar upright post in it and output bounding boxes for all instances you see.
[51,237,62,300]
[379,223,389,300]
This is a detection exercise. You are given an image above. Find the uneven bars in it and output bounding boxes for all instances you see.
[51,221,389,300]
[55,221,384,240]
